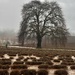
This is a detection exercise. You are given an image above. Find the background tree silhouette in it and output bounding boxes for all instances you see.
[18,0,69,48]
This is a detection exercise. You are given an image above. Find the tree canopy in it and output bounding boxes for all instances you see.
[18,0,69,48]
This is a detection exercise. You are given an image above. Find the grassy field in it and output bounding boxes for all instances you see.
[0,46,75,56]
[0,46,75,75]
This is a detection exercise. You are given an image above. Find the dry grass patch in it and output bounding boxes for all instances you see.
[11,64,27,69]
[20,69,36,75]
[54,69,68,75]
[10,70,20,75]
[37,69,48,75]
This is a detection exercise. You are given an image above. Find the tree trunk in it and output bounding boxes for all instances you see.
[21,36,25,46]
[21,40,24,46]
[36,36,42,48]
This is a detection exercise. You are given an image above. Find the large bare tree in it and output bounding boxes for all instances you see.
[50,26,69,48]
[18,0,69,48]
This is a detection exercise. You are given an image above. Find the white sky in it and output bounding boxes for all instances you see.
[0,0,75,34]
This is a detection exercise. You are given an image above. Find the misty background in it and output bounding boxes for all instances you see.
[0,0,75,46]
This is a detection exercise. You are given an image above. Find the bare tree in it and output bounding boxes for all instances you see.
[50,26,69,48]
[18,0,69,48]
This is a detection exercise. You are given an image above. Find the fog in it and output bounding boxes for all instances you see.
[0,0,75,34]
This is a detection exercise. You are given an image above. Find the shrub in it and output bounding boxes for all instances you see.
[1,65,10,69]
[54,69,68,75]
[24,58,28,62]
[1,59,11,65]
[49,65,67,69]
[16,56,24,61]
[11,64,27,69]
[38,64,49,69]
[13,61,24,65]
[8,54,16,56]
[61,62,75,65]
[63,59,74,62]
[30,57,36,60]
[46,61,53,65]
[0,69,8,75]
[20,69,36,75]
[10,70,20,75]
[26,61,43,65]
[70,65,75,69]
[0,65,2,69]
[37,69,48,75]
[10,56,14,59]
[39,57,51,62]
[53,60,60,62]
[58,57,63,60]
[0,59,3,64]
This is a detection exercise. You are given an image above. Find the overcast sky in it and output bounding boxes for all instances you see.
[0,0,75,34]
